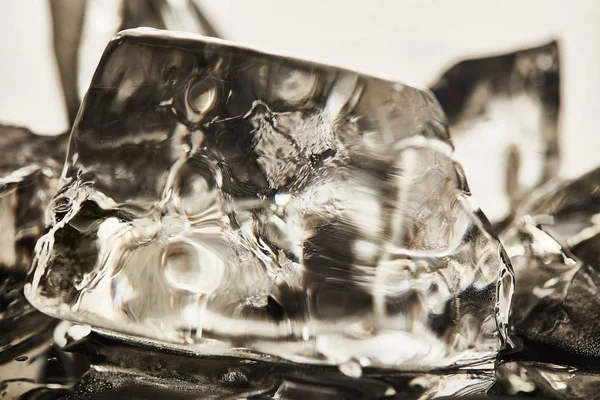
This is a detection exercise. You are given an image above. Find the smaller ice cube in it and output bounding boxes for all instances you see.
[431,42,560,224]
[502,167,600,359]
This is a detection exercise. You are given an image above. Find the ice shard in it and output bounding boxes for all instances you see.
[0,126,68,272]
[25,28,513,371]
[0,126,69,390]
[502,167,600,360]
[431,42,560,225]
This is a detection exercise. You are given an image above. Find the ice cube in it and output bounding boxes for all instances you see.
[62,328,495,400]
[25,28,513,370]
[0,126,67,274]
[0,126,68,385]
[431,42,560,225]
[502,167,600,359]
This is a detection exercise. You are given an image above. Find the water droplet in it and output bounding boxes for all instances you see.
[338,358,362,378]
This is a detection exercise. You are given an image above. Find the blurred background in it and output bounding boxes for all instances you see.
[0,3,599,398]
[0,0,598,179]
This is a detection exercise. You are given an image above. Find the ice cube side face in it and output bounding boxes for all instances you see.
[25,28,513,370]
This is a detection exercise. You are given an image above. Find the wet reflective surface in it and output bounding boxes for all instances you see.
[58,329,495,399]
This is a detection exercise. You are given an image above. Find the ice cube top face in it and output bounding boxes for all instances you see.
[25,28,513,370]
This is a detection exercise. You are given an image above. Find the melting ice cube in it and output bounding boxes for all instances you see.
[25,28,513,371]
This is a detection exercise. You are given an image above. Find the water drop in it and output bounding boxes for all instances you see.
[385,386,397,396]
[338,358,362,378]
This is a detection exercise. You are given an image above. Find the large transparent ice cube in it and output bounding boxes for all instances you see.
[25,28,513,370]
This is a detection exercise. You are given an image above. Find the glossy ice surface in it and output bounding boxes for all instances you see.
[502,166,600,359]
[25,28,513,370]
[432,42,560,225]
